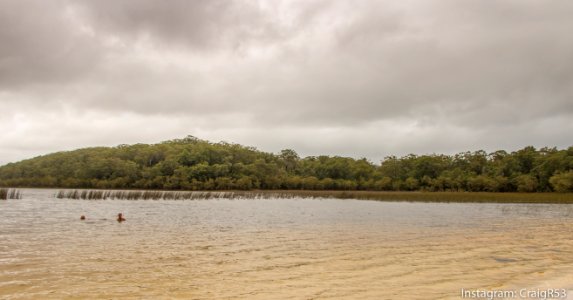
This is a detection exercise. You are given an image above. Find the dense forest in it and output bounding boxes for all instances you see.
[0,136,572,192]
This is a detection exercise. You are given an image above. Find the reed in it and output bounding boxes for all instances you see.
[53,189,573,203]
[0,188,22,200]
[55,189,301,201]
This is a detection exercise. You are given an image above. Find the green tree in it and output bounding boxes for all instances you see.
[279,149,299,173]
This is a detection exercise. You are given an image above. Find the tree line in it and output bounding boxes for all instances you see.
[0,136,572,192]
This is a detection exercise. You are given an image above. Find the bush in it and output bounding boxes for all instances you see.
[514,174,538,193]
[549,171,573,192]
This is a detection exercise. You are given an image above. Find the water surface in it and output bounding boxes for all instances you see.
[1,189,573,299]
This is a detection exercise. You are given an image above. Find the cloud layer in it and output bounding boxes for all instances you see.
[1,0,572,165]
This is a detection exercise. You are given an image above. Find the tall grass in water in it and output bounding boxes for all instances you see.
[0,188,22,200]
[54,189,573,203]
[55,190,304,201]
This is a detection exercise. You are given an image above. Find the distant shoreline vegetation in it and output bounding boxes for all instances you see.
[0,136,572,193]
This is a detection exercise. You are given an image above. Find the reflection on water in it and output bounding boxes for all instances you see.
[1,189,573,299]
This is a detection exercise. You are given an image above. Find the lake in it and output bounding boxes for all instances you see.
[1,189,573,299]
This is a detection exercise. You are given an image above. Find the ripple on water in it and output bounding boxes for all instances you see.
[1,190,573,299]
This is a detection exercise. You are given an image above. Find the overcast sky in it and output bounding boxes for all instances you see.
[1,0,572,165]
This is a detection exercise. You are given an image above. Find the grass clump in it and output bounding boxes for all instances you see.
[0,188,22,200]
[55,189,302,201]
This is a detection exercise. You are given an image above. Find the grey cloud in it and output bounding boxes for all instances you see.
[1,0,572,165]
[72,0,282,50]
[0,0,101,88]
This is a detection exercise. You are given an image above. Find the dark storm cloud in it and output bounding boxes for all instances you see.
[1,0,572,165]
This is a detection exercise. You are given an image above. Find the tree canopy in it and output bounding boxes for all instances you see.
[1,136,572,192]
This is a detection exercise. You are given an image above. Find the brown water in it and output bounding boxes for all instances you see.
[1,189,573,299]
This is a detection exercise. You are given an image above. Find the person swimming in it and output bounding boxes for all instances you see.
[117,213,126,222]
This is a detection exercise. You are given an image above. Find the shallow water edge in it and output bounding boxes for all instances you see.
[1,189,573,299]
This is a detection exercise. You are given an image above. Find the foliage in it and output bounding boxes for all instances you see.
[0,136,572,192]
[549,171,573,192]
